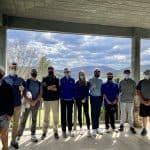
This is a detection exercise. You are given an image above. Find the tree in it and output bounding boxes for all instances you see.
[7,40,39,79]
[37,56,50,81]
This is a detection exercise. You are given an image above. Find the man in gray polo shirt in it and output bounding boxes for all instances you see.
[137,70,150,136]
[119,69,136,134]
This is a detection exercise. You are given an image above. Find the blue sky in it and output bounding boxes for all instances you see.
[7,29,150,70]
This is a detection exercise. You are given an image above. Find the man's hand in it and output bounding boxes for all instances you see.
[81,98,86,103]
[47,85,57,91]
[5,115,11,121]
[19,85,24,92]
[30,100,38,107]
[92,84,96,89]
[143,100,150,106]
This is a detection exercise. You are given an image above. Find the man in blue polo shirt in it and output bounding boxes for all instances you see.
[60,68,75,138]
[102,72,119,132]
[4,62,26,149]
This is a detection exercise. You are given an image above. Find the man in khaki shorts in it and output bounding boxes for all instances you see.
[0,66,14,150]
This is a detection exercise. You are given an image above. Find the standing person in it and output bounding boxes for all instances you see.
[41,66,60,140]
[17,69,41,142]
[60,68,75,138]
[119,69,136,134]
[102,72,119,132]
[89,68,103,136]
[0,66,14,150]
[75,71,90,136]
[136,70,150,136]
[4,62,26,149]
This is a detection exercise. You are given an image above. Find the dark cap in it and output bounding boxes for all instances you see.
[31,68,37,73]
[107,72,113,76]
[124,69,130,74]
[11,62,17,66]
[94,68,100,73]
[48,66,54,70]
[144,69,150,75]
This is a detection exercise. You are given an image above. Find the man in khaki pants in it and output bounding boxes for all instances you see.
[41,66,60,140]
[4,62,26,149]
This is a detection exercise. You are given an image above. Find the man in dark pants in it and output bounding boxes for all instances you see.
[0,66,14,150]
[17,69,41,142]
[89,69,103,136]
[102,72,119,132]
[60,68,75,138]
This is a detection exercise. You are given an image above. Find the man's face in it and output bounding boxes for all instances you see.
[94,71,100,78]
[9,65,17,71]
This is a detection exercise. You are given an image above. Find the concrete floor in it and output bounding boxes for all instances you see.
[1,125,150,150]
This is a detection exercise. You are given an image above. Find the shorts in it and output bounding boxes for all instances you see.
[139,104,150,117]
[0,115,9,129]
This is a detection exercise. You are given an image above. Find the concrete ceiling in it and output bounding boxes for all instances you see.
[1,0,150,29]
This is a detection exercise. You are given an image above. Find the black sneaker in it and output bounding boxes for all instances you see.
[54,132,59,139]
[11,141,19,149]
[119,124,124,132]
[62,132,67,138]
[41,133,46,140]
[141,128,147,136]
[130,127,136,134]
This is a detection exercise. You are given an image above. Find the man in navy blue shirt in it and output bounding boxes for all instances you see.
[17,69,41,143]
[102,72,119,132]
[4,62,26,149]
[60,68,75,138]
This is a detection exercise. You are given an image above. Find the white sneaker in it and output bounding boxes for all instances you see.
[69,131,74,137]
[79,128,83,135]
[87,130,91,137]
[31,135,38,142]
[97,128,103,135]
[92,129,97,137]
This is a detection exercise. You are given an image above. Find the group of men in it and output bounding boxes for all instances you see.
[0,62,150,150]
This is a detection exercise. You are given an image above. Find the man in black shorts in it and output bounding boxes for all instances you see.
[136,70,150,136]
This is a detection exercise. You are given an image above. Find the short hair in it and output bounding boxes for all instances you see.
[124,69,130,74]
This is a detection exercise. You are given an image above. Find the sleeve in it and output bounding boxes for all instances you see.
[136,80,142,91]
[72,79,76,98]
[116,84,119,95]
[56,78,60,92]
[6,85,14,116]
[101,84,105,95]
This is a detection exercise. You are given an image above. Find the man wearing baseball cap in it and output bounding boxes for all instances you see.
[60,68,75,138]
[102,72,119,132]
[136,70,150,136]
[17,68,41,142]
[119,69,136,134]
[89,68,103,136]
[0,66,14,150]
[41,66,60,139]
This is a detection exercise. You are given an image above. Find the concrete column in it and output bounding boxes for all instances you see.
[0,27,6,69]
[131,36,140,83]
[131,30,142,127]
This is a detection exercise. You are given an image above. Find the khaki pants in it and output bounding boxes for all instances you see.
[43,100,59,134]
[12,106,21,142]
[120,102,134,127]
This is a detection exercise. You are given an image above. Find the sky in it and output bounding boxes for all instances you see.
[7,29,150,70]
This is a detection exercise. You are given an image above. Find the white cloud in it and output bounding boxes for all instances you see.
[141,48,150,56]
[105,54,127,61]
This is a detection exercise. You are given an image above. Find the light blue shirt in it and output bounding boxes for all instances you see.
[89,77,103,96]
